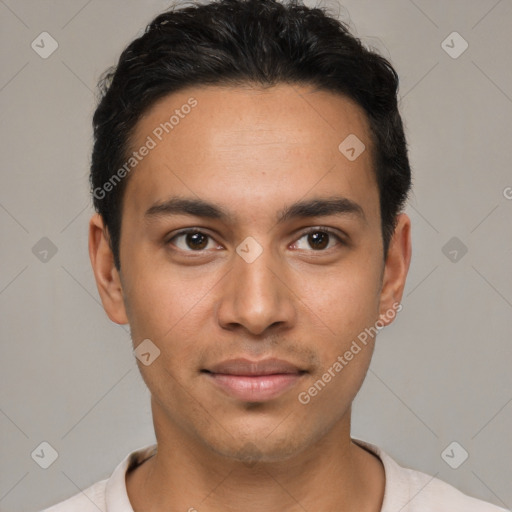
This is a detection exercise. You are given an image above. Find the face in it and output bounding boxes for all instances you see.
[90,84,410,463]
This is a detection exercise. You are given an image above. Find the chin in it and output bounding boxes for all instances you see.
[202,426,310,464]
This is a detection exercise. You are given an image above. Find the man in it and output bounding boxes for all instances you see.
[42,0,508,510]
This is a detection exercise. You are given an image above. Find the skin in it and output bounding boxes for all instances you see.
[89,83,411,512]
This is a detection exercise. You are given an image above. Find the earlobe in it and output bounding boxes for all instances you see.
[377,213,412,326]
[88,214,129,325]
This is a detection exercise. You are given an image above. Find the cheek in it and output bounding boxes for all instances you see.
[296,270,380,415]
[293,258,382,346]
[122,252,211,342]
[123,266,221,391]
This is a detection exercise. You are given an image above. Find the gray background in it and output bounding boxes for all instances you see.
[1,0,511,510]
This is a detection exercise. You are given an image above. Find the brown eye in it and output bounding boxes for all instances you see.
[184,232,209,250]
[293,228,344,251]
[168,230,216,251]
[307,231,329,250]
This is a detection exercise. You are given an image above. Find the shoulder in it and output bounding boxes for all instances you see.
[396,464,508,511]
[38,443,157,511]
[38,478,108,512]
[352,438,509,512]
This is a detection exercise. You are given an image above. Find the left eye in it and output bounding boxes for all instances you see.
[167,228,343,252]
[291,228,343,251]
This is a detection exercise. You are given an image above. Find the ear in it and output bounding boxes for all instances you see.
[88,213,129,325]
[377,213,412,326]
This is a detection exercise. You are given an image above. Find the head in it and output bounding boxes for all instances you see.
[89,0,412,463]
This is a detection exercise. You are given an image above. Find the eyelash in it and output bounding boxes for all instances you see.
[166,227,346,253]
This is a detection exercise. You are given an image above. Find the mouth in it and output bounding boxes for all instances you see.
[202,358,307,402]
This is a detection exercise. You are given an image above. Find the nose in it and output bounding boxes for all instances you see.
[215,242,297,336]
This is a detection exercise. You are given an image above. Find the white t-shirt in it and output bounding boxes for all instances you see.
[40,438,509,511]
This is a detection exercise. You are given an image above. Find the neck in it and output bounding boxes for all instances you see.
[126,401,385,512]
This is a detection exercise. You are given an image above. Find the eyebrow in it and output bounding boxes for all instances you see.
[144,195,366,225]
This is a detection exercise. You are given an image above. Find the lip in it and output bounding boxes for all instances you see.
[203,358,306,401]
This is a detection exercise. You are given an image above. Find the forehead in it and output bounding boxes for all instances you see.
[123,84,380,225]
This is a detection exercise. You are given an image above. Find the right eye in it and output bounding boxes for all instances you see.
[166,229,222,252]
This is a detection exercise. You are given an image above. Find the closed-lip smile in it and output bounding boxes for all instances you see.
[203,358,306,401]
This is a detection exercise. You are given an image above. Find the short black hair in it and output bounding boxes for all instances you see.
[90,0,411,270]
